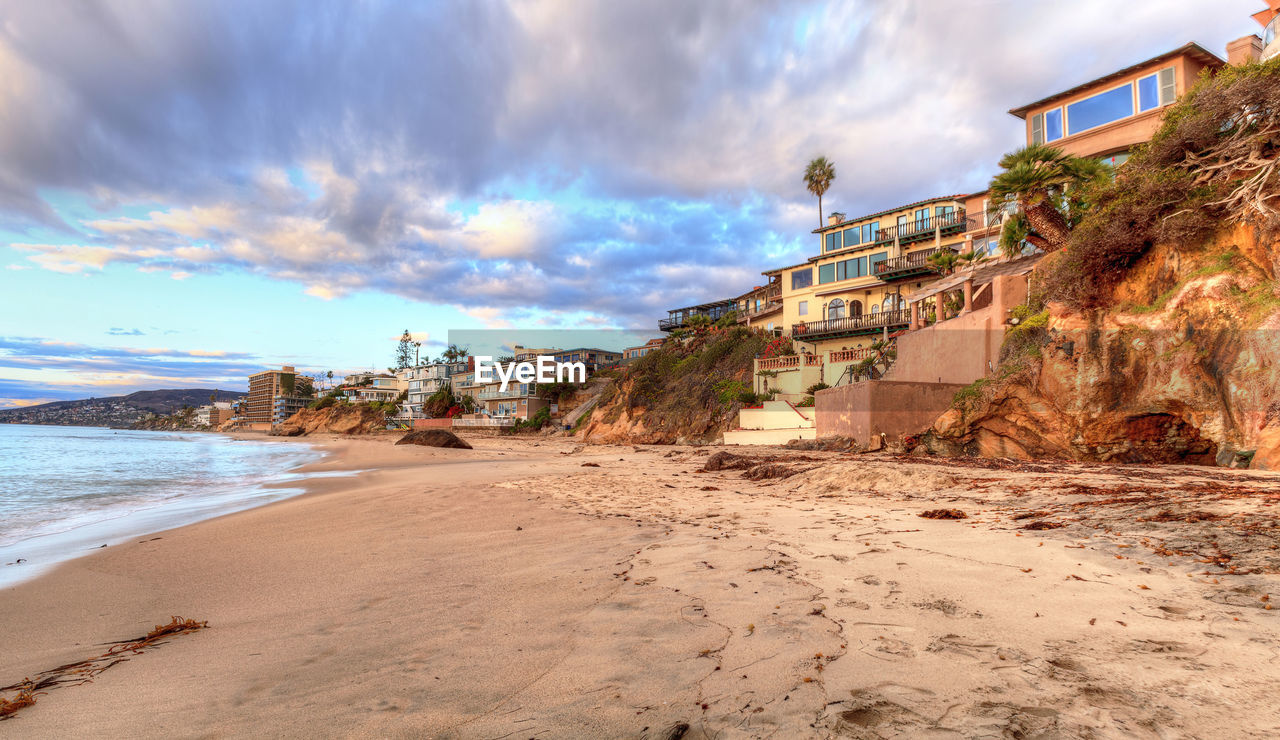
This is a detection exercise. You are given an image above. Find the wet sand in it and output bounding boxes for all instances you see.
[3,436,1280,737]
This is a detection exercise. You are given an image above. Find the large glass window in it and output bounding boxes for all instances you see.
[862,222,878,242]
[1066,84,1133,135]
[1137,74,1159,112]
[1044,108,1063,141]
[868,251,887,274]
[825,232,840,252]
[791,268,812,290]
[914,208,929,226]
[827,299,845,320]
[818,263,835,284]
[843,227,859,247]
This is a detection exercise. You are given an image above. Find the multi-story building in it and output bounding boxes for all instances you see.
[396,364,452,419]
[780,196,971,353]
[659,299,737,331]
[1008,42,1224,166]
[1257,1,1280,61]
[623,338,665,362]
[194,402,234,428]
[551,348,622,371]
[734,275,783,333]
[242,366,311,428]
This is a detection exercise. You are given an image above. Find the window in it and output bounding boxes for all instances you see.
[883,295,904,312]
[1031,113,1044,145]
[868,251,887,274]
[935,205,955,218]
[1066,84,1133,135]
[828,299,845,320]
[849,300,863,316]
[825,232,840,252]
[914,208,929,226]
[798,300,808,316]
[870,303,880,314]
[791,268,812,290]
[843,226,859,247]
[1098,152,1130,168]
[1137,74,1159,112]
[862,222,878,242]
[818,263,835,284]
[1158,66,1176,105]
[1044,108,1063,141]
[835,256,866,280]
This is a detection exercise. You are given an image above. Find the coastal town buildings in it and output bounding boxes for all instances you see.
[1258,1,1280,60]
[194,402,234,428]
[734,276,783,333]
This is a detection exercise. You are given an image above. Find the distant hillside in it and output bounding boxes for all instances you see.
[0,389,246,428]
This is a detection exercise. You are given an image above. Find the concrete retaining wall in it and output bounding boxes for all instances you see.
[814,380,967,447]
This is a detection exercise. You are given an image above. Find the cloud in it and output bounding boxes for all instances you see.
[0,0,1262,330]
[0,336,269,399]
[106,327,144,336]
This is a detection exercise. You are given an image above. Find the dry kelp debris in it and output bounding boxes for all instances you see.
[920,509,968,520]
[1022,521,1066,530]
[0,616,207,720]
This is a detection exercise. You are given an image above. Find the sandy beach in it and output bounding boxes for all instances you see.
[4,435,1280,738]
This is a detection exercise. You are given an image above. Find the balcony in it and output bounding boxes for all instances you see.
[660,299,738,331]
[476,387,535,401]
[874,210,970,247]
[874,246,956,280]
[792,308,910,341]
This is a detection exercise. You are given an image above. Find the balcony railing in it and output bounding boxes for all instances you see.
[740,300,782,318]
[792,309,911,341]
[874,210,969,246]
[757,355,801,371]
[827,347,876,363]
[452,417,516,428]
[476,388,535,400]
[874,246,956,279]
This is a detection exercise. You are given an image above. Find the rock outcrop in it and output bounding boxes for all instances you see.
[395,429,472,449]
[273,404,387,436]
[927,226,1280,469]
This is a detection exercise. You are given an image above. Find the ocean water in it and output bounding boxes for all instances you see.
[0,424,327,587]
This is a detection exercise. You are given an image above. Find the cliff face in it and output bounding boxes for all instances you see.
[273,404,387,436]
[928,226,1280,469]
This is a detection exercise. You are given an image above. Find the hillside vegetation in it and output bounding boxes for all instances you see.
[928,59,1280,468]
[581,324,772,444]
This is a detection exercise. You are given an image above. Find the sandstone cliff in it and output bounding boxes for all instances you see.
[273,404,387,436]
[928,226,1280,468]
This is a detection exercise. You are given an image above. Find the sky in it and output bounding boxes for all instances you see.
[0,0,1265,406]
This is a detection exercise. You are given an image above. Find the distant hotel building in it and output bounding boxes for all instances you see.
[241,366,310,429]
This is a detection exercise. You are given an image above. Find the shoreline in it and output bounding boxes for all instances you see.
[0,428,329,589]
[3,434,1280,737]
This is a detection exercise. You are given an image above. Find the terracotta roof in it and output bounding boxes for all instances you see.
[1008,42,1225,119]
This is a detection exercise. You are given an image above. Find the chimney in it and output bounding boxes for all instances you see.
[1227,34,1263,65]
[827,212,845,225]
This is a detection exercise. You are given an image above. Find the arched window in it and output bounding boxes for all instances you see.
[827,299,845,320]
[849,300,863,317]
[882,294,904,312]
[870,304,879,314]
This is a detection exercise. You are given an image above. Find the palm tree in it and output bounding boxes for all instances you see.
[803,157,836,228]
[987,144,1109,251]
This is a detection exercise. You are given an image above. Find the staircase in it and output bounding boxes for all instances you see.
[722,400,816,445]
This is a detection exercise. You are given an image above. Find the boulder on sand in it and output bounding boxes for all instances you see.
[395,429,473,449]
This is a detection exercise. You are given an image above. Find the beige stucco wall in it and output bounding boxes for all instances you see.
[1018,53,1215,159]
[890,274,1028,385]
[814,380,967,446]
